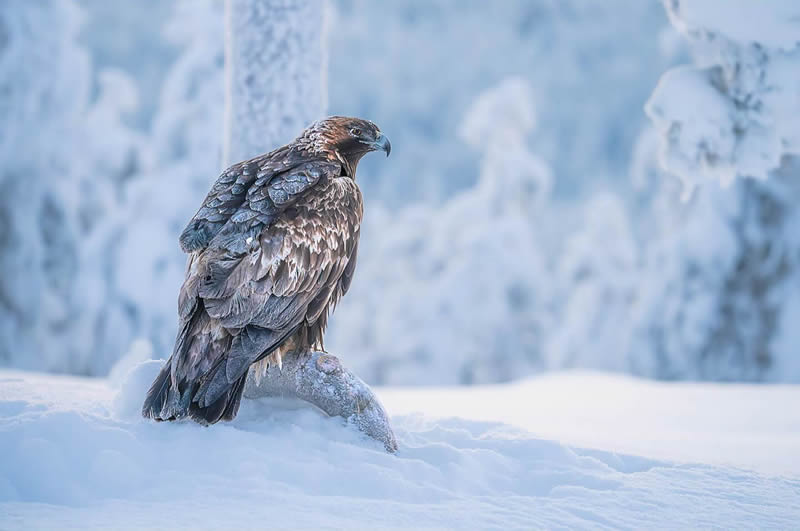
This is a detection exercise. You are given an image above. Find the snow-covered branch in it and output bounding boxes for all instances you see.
[244,351,397,452]
[645,0,800,196]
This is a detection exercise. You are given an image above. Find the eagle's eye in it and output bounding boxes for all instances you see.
[349,127,362,138]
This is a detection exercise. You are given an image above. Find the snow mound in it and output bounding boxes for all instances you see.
[108,339,163,420]
[1,370,798,529]
[112,359,163,421]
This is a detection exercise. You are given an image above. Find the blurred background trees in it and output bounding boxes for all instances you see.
[0,0,797,383]
[638,0,800,380]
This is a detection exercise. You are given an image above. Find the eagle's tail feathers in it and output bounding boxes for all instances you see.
[142,358,246,425]
[142,362,186,421]
[143,308,298,425]
[222,375,247,421]
[187,369,247,425]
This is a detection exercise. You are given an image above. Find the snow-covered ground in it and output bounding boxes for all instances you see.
[1,365,798,529]
[384,372,800,476]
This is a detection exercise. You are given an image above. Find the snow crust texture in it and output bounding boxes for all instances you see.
[1,369,798,529]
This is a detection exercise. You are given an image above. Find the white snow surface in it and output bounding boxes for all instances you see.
[1,364,798,529]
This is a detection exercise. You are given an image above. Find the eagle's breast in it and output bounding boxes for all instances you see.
[258,175,363,301]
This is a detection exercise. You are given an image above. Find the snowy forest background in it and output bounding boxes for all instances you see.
[1,0,799,385]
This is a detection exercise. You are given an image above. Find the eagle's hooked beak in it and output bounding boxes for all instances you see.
[372,133,391,157]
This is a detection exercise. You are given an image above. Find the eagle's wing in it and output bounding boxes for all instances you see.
[169,158,361,416]
[178,145,314,253]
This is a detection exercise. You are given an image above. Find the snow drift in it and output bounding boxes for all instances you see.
[0,359,798,529]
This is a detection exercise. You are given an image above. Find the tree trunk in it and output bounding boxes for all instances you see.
[223,0,328,167]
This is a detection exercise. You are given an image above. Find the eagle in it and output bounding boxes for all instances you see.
[142,116,390,425]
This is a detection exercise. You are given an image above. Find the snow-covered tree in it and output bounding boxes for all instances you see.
[647,0,799,195]
[544,193,640,373]
[0,2,146,373]
[223,0,329,166]
[635,0,800,380]
[109,0,227,367]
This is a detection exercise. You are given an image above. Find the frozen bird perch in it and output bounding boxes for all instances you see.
[244,351,398,452]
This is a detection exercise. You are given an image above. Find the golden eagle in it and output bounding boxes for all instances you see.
[142,116,390,425]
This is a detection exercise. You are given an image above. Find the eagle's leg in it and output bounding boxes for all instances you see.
[243,351,398,453]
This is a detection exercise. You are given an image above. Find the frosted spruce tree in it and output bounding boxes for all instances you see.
[0,2,145,374]
[638,0,800,380]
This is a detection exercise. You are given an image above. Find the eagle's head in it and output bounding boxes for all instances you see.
[301,116,390,178]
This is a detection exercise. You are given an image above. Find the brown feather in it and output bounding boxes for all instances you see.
[143,116,381,425]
